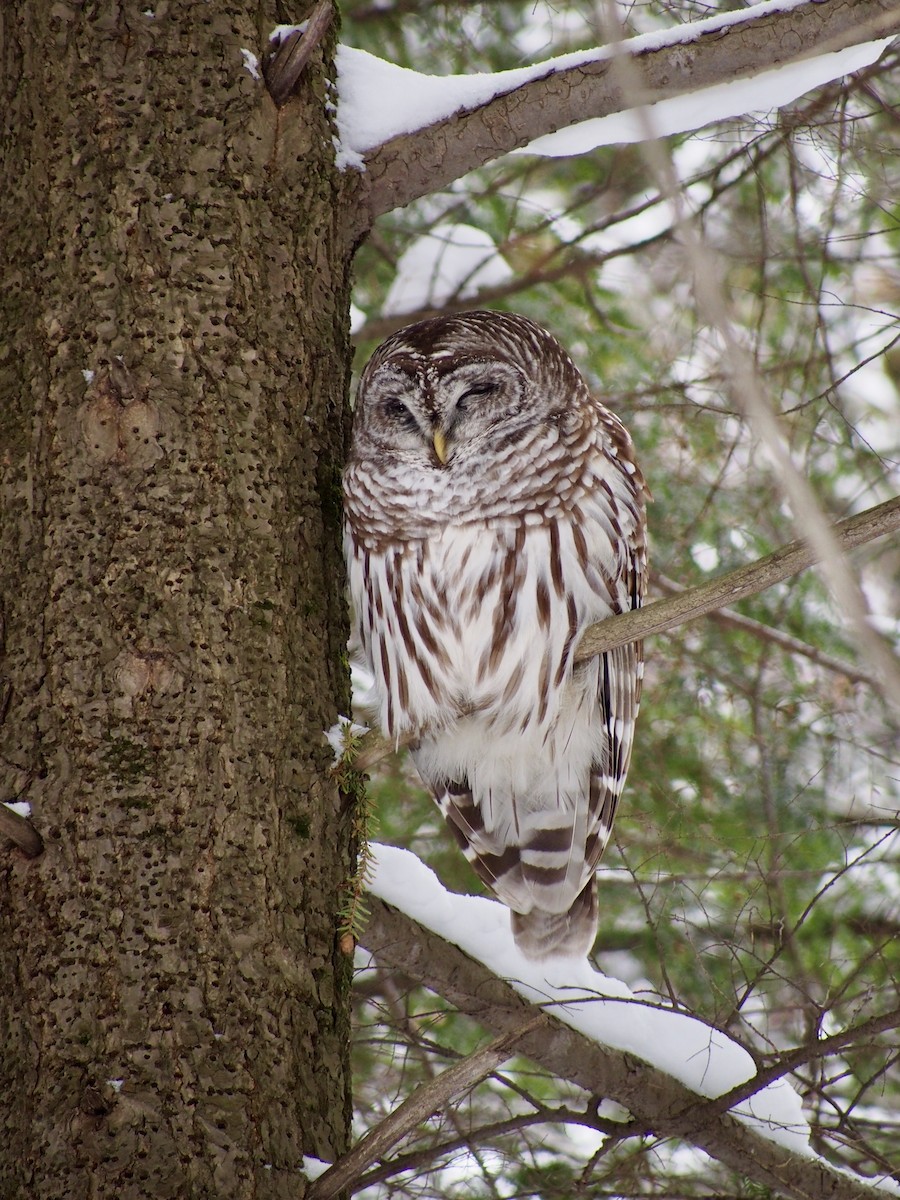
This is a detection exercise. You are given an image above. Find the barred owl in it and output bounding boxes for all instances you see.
[344,311,648,960]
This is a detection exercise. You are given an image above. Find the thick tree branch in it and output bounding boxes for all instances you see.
[307,1013,548,1199]
[360,896,894,1200]
[348,495,899,773]
[355,1,900,229]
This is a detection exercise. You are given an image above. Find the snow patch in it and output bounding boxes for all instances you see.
[2,800,32,818]
[270,23,307,42]
[691,542,720,573]
[240,48,261,81]
[369,843,810,1151]
[301,1155,332,1180]
[349,302,368,334]
[383,223,512,317]
[325,716,370,764]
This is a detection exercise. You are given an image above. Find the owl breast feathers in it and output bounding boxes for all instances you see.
[344,310,648,960]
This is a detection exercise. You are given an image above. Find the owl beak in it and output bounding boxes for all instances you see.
[432,429,449,465]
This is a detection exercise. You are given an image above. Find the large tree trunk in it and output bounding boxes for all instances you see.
[0,4,355,1195]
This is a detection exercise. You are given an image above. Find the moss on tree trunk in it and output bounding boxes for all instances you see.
[0,3,356,1195]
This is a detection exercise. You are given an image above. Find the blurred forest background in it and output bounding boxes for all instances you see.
[340,1,900,1196]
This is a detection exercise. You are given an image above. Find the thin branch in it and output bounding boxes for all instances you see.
[654,573,884,691]
[307,1013,548,1199]
[263,0,334,107]
[360,896,893,1200]
[0,802,44,858]
[352,1113,554,1192]
[353,1090,619,1192]
[348,495,900,774]
[354,1,900,230]
[577,494,900,660]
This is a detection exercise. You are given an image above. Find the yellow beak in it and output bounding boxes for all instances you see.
[433,429,449,465]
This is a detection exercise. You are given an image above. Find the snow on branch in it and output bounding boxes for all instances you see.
[0,800,44,858]
[360,845,900,1200]
[335,0,899,231]
[263,2,334,106]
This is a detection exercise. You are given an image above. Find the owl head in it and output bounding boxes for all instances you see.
[351,310,589,473]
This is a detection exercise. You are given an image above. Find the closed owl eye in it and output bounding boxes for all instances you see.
[457,381,498,411]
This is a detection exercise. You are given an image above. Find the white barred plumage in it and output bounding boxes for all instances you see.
[344,311,648,959]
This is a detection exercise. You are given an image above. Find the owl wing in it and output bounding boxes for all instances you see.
[574,447,648,879]
[584,634,644,872]
[506,629,643,960]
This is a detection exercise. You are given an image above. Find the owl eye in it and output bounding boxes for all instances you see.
[382,396,418,429]
[457,381,498,411]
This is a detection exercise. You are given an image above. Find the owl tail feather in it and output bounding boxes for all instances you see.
[510,879,598,960]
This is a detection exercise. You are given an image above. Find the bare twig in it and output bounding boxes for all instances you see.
[351,1113,553,1192]
[263,0,334,107]
[654,574,884,691]
[307,1013,548,1199]
[0,802,43,858]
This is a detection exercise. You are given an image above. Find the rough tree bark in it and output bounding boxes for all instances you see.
[0,3,356,1196]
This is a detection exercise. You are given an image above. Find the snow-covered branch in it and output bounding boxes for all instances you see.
[339,0,900,231]
[359,846,898,1200]
[0,800,43,858]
